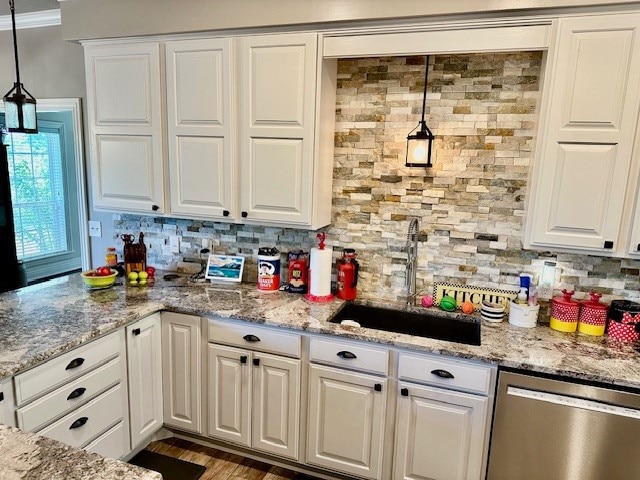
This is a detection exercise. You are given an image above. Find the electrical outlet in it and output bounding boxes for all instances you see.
[88,220,102,238]
[169,235,180,254]
[201,238,210,251]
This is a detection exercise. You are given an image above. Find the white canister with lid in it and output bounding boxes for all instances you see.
[509,301,540,328]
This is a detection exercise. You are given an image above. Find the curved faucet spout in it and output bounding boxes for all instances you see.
[406,217,420,305]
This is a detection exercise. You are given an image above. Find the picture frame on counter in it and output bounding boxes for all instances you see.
[205,254,245,283]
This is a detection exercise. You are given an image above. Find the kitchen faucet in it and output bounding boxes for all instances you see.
[405,217,420,305]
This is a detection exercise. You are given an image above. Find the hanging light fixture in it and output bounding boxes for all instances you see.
[406,55,433,168]
[3,0,37,134]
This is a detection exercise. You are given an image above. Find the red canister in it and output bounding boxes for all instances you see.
[550,289,580,333]
[287,250,308,294]
[606,300,640,342]
[336,248,359,301]
[577,292,608,336]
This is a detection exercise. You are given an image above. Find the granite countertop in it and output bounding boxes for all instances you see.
[0,424,161,480]
[1,272,639,390]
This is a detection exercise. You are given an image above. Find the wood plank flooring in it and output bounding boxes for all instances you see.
[145,437,322,480]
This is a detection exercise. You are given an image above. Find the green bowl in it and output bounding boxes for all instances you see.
[81,269,117,288]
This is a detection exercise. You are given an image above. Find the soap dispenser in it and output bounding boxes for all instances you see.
[517,287,528,305]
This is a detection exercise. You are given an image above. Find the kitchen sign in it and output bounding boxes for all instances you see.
[433,282,519,311]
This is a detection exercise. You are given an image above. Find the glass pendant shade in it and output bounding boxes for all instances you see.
[406,55,433,168]
[4,84,37,134]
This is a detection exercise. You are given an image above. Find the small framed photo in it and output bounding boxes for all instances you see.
[205,254,245,283]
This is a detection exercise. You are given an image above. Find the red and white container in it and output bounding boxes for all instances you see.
[257,247,280,292]
[606,300,640,342]
[550,289,580,333]
[577,292,608,336]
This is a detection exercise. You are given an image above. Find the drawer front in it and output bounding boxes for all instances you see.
[208,319,301,358]
[14,330,123,406]
[309,336,389,376]
[84,421,126,459]
[17,357,122,432]
[398,352,494,395]
[37,383,124,448]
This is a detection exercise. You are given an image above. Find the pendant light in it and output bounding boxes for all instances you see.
[3,0,37,134]
[406,55,433,168]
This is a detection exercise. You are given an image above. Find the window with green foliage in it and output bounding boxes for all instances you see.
[6,128,68,259]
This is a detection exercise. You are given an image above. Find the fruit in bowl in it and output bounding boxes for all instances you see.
[81,268,117,288]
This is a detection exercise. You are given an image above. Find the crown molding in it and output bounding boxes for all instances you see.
[0,9,61,31]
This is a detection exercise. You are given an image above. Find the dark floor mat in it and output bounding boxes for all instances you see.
[129,450,206,480]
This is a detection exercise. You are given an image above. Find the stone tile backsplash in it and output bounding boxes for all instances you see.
[112,52,640,306]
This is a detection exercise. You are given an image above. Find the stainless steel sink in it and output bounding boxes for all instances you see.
[330,303,481,346]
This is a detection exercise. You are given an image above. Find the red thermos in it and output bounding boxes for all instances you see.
[336,248,359,300]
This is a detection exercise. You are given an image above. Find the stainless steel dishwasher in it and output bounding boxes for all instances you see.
[487,370,640,480]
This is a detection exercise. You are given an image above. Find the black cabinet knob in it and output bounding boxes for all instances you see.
[241,211,248,218]
[65,358,85,370]
[400,388,409,397]
[374,383,382,392]
[253,358,260,366]
[0,392,4,402]
[240,355,248,364]
[152,204,159,212]
[132,328,141,336]
[223,210,230,217]
[604,240,614,249]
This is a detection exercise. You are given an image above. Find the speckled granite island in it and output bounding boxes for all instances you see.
[1,272,640,478]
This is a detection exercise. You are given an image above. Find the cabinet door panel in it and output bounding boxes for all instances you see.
[307,364,386,480]
[393,383,489,480]
[162,312,202,434]
[252,353,300,460]
[166,38,234,219]
[127,314,163,448]
[207,344,250,446]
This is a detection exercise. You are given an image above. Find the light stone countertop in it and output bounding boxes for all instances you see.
[1,272,640,479]
[0,424,161,480]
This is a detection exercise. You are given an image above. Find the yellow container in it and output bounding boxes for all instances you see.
[577,322,606,336]
[550,316,578,333]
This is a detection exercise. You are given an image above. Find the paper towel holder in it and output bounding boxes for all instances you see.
[305,232,335,303]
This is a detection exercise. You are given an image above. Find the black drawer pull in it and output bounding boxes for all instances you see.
[152,204,159,211]
[431,369,454,379]
[132,328,141,336]
[253,358,260,366]
[604,240,614,249]
[240,355,248,364]
[65,358,85,370]
[337,350,357,359]
[374,383,382,392]
[67,387,86,401]
[243,334,260,342]
[69,417,88,430]
[401,388,409,397]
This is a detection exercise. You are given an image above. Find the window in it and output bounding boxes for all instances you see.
[1,110,82,282]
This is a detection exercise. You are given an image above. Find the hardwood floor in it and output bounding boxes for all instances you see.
[145,437,323,480]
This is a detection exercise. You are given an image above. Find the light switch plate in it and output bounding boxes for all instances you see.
[169,235,180,254]
[88,220,102,238]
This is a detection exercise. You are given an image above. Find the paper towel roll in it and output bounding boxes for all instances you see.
[309,247,332,297]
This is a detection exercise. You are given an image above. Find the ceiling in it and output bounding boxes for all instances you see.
[0,0,60,16]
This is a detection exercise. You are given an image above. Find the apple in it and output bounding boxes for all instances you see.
[145,266,155,278]
[96,266,112,276]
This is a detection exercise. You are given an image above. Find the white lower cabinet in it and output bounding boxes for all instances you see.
[126,313,163,448]
[162,312,202,434]
[306,363,387,480]
[207,343,301,460]
[393,382,489,480]
[0,378,15,427]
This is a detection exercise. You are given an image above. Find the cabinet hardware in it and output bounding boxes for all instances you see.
[337,350,357,359]
[152,204,159,212]
[243,334,260,342]
[431,369,454,379]
[69,417,89,430]
[241,211,248,218]
[637,243,640,251]
[67,387,86,400]
[0,392,3,402]
[223,210,230,217]
[374,383,382,392]
[240,355,248,364]
[253,358,260,366]
[133,328,141,336]
[604,240,614,249]
[401,388,409,397]
[65,358,85,370]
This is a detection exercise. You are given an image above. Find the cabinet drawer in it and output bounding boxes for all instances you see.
[36,383,124,448]
[208,319,301,358]
[398,352,494,396]
[14,330,123,406]
[84,421,126,459]
[309,337,389,376]
[16,357,122,432]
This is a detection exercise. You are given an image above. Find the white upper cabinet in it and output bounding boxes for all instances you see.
[165,38,235,220]
[84,42,165,214]
[239,33,332,228]
[526,14,640,255]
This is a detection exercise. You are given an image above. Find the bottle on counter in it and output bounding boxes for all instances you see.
[105,247,117,267]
